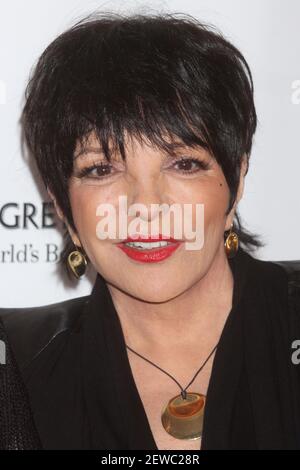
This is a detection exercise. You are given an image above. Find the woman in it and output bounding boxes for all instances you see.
[1,12,300,450]
[0,318,41,449]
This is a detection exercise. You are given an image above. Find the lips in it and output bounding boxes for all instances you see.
[116,234,183,263]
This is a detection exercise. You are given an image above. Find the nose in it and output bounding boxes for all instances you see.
[128,176,167,223]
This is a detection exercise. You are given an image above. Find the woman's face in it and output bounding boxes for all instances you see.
[57,132,245,302]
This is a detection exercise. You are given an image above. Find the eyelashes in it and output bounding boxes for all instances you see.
[75,161,114,179]
[74,156,211,181]
[172,157,211,173]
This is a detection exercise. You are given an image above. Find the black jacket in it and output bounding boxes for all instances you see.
[1,248,300,450]
[0,318,41,449]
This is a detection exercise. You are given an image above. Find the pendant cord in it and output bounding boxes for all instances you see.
[125,340,219,400]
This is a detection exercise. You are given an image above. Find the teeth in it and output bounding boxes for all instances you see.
[125,241,171,250]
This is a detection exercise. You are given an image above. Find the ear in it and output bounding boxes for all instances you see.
[225,154,248,231]
[47,187,82,248]
[235,154,248,205]
[47,187,64,221]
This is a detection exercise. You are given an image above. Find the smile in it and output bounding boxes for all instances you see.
[116,239,183,263]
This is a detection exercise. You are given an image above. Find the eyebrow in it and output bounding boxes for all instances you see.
[73,142,208,161]
[73,147,104,160]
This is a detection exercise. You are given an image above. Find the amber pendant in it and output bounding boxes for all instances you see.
[161,392,206,440]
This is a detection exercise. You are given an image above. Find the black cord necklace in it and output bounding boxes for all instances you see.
[125,340,219,440]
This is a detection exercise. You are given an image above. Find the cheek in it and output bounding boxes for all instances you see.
[172,176,229,231]
[68,183,125,246]
[68,185,103,237]
[203,180,229,222]
[183,178,229,256]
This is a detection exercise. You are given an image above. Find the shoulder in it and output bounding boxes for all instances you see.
[236,249,300,321]
[270,258,300,316]
[241,249,300,289]
[270,258,300,279]
[0,294,90,372]
[258,256,300,299]
[243,253,300,337]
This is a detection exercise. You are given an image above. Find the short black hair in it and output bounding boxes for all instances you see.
[21,11,264,277]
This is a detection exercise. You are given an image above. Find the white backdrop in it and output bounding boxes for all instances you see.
[0,0,299,307]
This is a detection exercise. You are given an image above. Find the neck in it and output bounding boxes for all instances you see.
[106,245,234,356]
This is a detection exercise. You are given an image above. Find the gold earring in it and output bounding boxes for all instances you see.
[224,223,239,258]
[67,245,88,279]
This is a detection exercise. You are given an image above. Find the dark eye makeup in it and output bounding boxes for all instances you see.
[73,156,211,181]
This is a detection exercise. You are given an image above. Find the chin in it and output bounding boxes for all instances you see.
[126,284,184,304]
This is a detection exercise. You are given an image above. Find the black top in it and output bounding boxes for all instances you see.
[1,247,300,450]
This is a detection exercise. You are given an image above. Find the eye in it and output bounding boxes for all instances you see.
[171,157,211,175]
[75,162,115,180]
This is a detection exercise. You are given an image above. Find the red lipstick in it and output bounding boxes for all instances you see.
[116,234,183,263]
